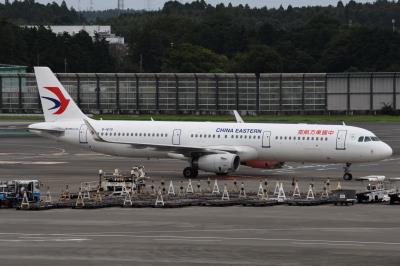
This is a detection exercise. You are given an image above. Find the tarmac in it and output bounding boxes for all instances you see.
[0,121,399,265]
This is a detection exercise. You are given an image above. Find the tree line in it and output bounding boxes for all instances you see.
[1,0,400,73]
[108,0,400,73]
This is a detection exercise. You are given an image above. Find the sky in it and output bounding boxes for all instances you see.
[1,0,376,11]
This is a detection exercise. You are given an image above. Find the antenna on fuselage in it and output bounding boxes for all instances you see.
[342,121,346,126]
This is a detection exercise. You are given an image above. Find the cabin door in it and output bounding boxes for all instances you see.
[172,129,181,145]
[262,131,271,148]
[336,130,347,150]
[79,124,88,144]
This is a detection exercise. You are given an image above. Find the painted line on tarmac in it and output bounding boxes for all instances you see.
[4,233,398,247]
[0,161,67,165]
[154,238,221,242]
[292,241,364,247]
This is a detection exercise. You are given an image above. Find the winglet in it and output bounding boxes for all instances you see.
[233,110,244,123]
[83,119,105,142]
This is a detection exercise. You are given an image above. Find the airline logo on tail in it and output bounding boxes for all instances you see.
[41,86,70,115]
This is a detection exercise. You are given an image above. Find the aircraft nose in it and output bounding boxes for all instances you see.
[380,143,393,158]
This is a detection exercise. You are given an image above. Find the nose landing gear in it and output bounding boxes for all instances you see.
[343,162,353,180]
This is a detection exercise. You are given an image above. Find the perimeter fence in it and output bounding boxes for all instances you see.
[0,72,398,114]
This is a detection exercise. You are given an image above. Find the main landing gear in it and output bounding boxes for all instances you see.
[343,162,353,181]
[183,167,198,179]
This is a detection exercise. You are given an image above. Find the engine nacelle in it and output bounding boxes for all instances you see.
[242,160,284,169]
[195,154,240,174]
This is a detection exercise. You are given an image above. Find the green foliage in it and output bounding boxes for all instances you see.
[161,43,228,73]
[105,0,400,73]
[0,0,84,25]
[230,45,282,73]
[3,1,400,73]
[0,20,114,72]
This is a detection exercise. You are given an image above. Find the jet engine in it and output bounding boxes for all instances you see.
[241,160,284,169]
[194,153,240,174]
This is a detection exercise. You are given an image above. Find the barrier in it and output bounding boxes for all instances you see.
[212,179,220,195]
[306,184,315,200]
[168,181,175,196]
[222,185,230,201]
[292,181,301,198]
[186,179,194,194]
[155,189,165,206]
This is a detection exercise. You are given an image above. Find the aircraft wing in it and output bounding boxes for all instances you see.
[84,119,239,157]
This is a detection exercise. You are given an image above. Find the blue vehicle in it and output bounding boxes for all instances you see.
[0,180,41,208]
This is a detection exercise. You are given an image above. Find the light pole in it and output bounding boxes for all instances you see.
[392,19,396,33]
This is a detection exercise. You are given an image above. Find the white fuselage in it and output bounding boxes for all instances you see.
[29,119,393,164]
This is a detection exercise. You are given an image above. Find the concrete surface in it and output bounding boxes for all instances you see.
[0,121,399,266]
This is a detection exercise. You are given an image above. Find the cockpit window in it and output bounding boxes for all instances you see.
[364,136,371,142]
[371,137,379,141]
[358,136,364,142]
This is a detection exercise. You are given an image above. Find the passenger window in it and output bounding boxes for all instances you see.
[191,134,193,138]
[236,135,239,139]
[364,136,371,142]
[195,134,198,137]
[358,136,364,142]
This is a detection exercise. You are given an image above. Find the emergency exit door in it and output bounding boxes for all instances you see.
[172,129,181,145]
[262,131,271,148]
[336,130,347,150]
[79,124,88,144]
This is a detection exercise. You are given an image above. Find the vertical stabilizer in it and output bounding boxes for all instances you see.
[34,67,86,122]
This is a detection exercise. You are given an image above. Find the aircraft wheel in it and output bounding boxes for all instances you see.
[183,167,195,179]
[343,173,353,181]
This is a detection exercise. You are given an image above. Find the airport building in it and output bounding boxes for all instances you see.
[23,25,125,45]
[0,72,398,114]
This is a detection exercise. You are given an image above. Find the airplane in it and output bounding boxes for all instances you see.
[28,67,393,180]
